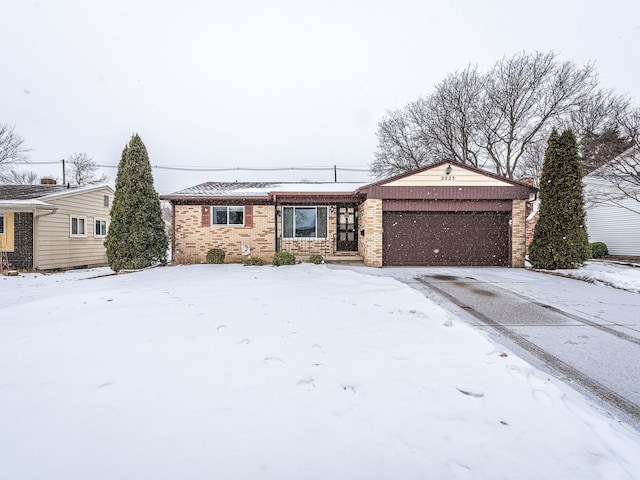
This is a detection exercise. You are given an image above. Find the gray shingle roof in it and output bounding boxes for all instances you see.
[0,184,73,200]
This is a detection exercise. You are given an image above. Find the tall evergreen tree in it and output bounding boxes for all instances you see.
[529,129,590,269]
[105,135,168,271]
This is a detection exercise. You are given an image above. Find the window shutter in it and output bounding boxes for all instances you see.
[244,205,253,227]
[202,205,210,227]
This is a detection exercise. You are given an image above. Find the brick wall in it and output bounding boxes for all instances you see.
[173,204,276,263]
[7,212,34,269]
[358,199,383,267]
[511,199,527,267]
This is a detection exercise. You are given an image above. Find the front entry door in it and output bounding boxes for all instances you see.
[336,206,358,252]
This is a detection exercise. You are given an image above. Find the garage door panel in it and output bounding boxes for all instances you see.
[383,212,510,266]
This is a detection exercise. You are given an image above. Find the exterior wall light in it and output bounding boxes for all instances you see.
[445,164,453,175]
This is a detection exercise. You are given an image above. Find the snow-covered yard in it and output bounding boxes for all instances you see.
[2,263,640,479]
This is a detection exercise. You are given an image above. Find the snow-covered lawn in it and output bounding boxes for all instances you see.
[546,260,640,294]
[2,264,640,479]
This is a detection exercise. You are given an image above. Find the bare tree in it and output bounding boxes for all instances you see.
[371,51,600,180]
[0,123,30,179]
[423,65,484,168]
[67,152,108,185]
[371,105,433,179]
[480,51,596,178]
[0,168,40,184]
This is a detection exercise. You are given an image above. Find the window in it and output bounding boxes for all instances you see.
[95,219,107,237]
[103,195,110,207]
[0,213,4,234]
[70,216,86,236]
[282,206,328,239]
[211,206,244,226]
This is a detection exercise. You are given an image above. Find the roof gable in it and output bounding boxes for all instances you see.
[369,160,513,188]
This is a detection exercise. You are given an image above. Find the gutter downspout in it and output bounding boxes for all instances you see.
[274,195,279,253]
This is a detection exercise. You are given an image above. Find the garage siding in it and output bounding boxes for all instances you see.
[382,211,510,266]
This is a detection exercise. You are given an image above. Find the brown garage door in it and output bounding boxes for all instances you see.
[382,211,510,266]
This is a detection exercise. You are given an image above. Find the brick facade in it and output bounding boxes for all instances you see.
[6,212,34,269]
[173,204,276,263]
[511,199,527,267]
[358,199,383,267]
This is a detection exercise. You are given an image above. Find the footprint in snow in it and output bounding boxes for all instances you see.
[217,325,227,331]
[296,378,315,391]
[341,385,356,394]
[264,357,284,365]
[238,339,251,346]
[533,389,554,407]
[456,387,485,398]
[312,344,322,351]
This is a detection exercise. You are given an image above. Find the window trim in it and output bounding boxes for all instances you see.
[282,206,328,239]
[70,216,87,237]
[95,218,108,237]
[210,206,245,226]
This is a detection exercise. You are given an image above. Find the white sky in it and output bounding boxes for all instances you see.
[2,0,639,193]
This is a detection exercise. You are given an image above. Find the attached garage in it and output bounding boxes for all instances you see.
[356,160,537,268]
[382,211,510,266]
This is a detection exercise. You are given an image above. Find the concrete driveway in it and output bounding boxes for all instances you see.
[330,265,640,431]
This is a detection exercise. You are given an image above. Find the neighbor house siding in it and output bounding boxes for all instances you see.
[173,204,276,263]
[358,199,383,267]
[586,199,640,256]
[34,189,112,270]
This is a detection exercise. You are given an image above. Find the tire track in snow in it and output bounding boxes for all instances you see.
[415,276,640,424]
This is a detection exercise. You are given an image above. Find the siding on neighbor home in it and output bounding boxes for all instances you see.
[34,188,112,270]
[586,199,640,256]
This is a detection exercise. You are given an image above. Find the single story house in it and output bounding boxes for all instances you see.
[0,182,114,271]
[161,160,537,267]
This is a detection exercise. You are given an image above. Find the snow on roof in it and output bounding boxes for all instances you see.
[166,181,369,197]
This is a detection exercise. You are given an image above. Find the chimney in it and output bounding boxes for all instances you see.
[40,178,57,185]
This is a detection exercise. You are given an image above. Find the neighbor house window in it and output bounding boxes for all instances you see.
[282,206,328,238]
[0,213,4,234]
[211,206,244,226]
[70,216,86,236]
[95,219,107,237]
[103,195,110,207]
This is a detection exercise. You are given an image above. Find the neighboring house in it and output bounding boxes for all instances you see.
[0,183,114,271]
[161,160,537,267]
[584,158,640,256]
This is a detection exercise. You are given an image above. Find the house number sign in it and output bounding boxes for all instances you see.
[440,175,456,181]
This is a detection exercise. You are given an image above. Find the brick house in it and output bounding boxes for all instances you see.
[161,160,537,267]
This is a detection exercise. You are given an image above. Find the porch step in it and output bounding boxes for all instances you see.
[323,254,364,264]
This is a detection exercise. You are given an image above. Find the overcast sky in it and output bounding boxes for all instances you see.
[2,0,639,193]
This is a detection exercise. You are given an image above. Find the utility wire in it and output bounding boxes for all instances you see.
[5,160,371,173]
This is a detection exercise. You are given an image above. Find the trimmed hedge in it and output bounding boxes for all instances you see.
[590,242,609,259]
[205,248,226,264]
[273,251,296,266]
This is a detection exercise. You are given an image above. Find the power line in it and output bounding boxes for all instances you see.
[4,159,371,173]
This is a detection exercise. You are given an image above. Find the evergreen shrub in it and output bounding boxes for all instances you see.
[205,248,226,264]
[590,242,609,258]
[244,256,267,266]
[309,254,324,264]
[272,251,296,266]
